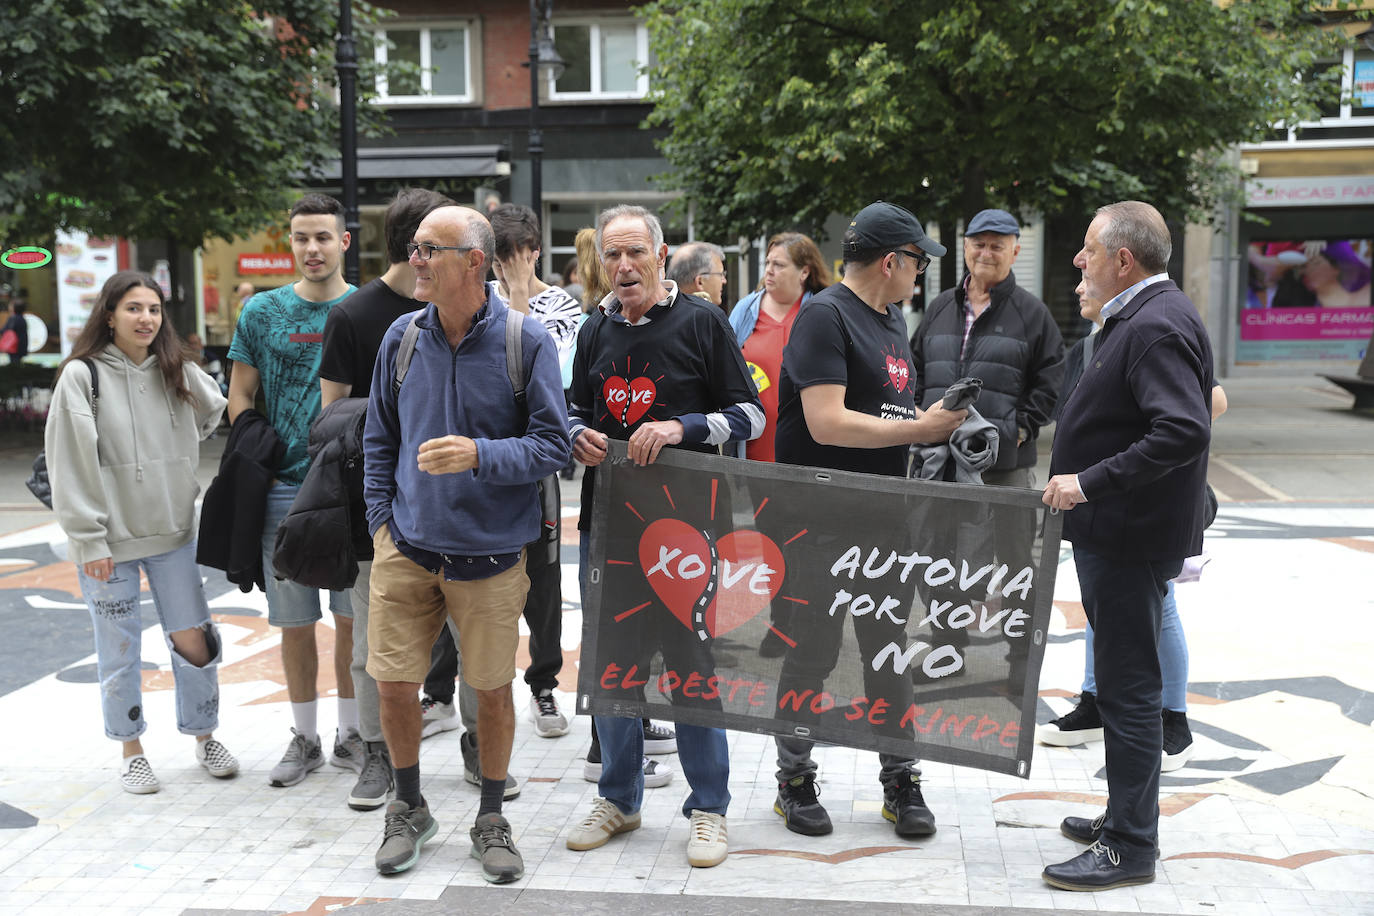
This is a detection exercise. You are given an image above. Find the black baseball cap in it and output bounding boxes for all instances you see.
[842,201,946,258]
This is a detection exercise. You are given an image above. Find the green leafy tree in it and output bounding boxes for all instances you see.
[0,0,392,247]
[642,0,1359,245]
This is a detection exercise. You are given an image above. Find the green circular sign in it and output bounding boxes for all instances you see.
[1,247,54,269]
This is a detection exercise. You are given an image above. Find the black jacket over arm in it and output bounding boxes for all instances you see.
[912,271,1064,471]
[1050,280,1214,560]
[197,409,284,593]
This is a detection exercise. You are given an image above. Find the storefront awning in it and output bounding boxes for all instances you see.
[320,145,510,181]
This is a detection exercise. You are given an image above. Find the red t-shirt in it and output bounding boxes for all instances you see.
[741,297,801,462]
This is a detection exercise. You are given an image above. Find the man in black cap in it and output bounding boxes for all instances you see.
[770,201,967,839]
[910,208,1063,631]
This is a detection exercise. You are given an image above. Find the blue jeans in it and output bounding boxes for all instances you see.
[79,541,222,741]
[262,483,352,627]
[1083,579,1186,711]
[581,533,730,817]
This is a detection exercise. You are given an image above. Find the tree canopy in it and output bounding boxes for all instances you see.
[642,0,1359,241]
[0,0,389,247]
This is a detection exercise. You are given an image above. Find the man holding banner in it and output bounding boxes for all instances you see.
[771,201,967,838]
[1042,201,1213,892]
[564,204,763,868]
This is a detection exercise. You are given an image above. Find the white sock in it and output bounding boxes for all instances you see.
[337,697,359,737]
[291,700,318,740]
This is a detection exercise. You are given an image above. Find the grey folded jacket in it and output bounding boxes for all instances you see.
[912,407,1000,483]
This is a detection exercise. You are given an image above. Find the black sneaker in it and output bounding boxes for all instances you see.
[470,812,524,884]
[642,720,676,755]
[1161,709,1194,772]
[882,773,936,837]
[1035,691,1105,747]
[773,775,832,836]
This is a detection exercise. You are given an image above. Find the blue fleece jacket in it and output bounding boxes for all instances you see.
[363,294,571,556]
[727,288,815,348]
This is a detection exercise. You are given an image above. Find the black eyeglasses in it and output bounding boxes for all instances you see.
[892,248,931,273]
[407,242,475,261]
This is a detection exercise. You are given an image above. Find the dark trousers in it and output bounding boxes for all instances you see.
[423,533,564,701]
[1073,546,1182,861]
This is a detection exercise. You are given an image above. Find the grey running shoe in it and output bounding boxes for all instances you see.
[195,738,239,778]
[470,812,524,884]
[331,728,366,774]
[348,741,394,811]
[460,731,521,799]
[420,696,460,739]
[268,728,324,787]
[375,799,437,875]
[529,689,570,738]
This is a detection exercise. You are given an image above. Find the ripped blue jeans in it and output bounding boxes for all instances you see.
[78,540,222,741]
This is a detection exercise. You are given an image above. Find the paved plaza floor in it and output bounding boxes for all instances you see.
[1,374,1371,915]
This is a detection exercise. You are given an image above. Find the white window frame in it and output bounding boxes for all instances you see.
[547,18,651,101]
[1246,45,1374,149]
[372,21,475,106]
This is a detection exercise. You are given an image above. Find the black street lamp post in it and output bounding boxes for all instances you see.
[527,1,565,240]
[337,0,361,286]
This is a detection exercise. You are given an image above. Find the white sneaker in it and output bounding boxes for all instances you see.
[120,754,159,795]
[582,754,674,788]
[195,738,240,778]
[686,810,727,867]
[529,689,570,737]
[420,696,460,739]
[566,797,641,851]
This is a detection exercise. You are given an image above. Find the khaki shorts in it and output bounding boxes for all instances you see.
[366,525,529,690]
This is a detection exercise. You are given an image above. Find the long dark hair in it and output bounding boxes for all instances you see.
[61,271,195,405]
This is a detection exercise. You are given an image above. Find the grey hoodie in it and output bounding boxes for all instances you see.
[45,343,226,565]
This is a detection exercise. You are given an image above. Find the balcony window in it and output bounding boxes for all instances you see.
[549,19,650,100]
[1250,46,1374,147]
[369,23,473,104]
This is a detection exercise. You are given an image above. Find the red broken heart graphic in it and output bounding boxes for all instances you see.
[885,355,910,393]
[603,375,657,426]
[637,517,784,638]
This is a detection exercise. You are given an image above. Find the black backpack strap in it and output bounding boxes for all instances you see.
[392,314,422,397]
[78,356,99,417]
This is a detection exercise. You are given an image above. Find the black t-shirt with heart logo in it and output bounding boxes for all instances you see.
[775,283,918,478]
[569,290,759,530]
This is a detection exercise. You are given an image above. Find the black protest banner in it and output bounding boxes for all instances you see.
[577,441,1063,778]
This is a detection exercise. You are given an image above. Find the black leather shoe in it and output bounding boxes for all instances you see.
[774,775,832,836]
[1061,812,1105,844]
[1042,841,1155,891]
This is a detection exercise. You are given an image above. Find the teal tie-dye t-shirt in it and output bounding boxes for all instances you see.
[227,283,355,485]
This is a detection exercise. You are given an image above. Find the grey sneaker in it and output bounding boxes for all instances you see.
[348,741,394,812]
[375,799,437,875]
[529,689,570,737]
[420,696,460,739]
[268,728,324,787]
[470,812,524,884]
[331,728,366,774]
[459,731,521,799]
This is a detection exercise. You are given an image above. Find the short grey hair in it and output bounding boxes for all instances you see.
[458,207,496,270]
[596,204,664,254]
[1096,201,1171,275]
[666,241,725,288]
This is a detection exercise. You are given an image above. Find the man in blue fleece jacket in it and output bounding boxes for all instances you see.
[361,206,570,883]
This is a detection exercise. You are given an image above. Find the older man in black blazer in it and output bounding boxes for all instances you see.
[1041,201,1214,892]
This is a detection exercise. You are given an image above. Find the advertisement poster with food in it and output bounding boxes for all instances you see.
[55,230,119,357]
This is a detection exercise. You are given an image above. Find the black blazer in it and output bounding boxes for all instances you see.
[1050,280,1214,560]
[197,409,285,592]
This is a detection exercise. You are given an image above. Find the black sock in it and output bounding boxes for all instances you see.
[395,763,422,808]
[479,776,505,817]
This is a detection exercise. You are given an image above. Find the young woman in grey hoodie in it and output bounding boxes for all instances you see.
[45,271,237,794]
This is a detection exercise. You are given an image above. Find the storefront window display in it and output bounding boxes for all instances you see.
[1242,237,1373,361]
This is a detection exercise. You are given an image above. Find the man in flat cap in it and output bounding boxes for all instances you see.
[910,207,1064,622]
[770,201,967,840]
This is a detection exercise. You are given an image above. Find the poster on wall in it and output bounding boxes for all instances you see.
[1241,239,1374,361]
[578,442,1061,778]
[54,230,119,357]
